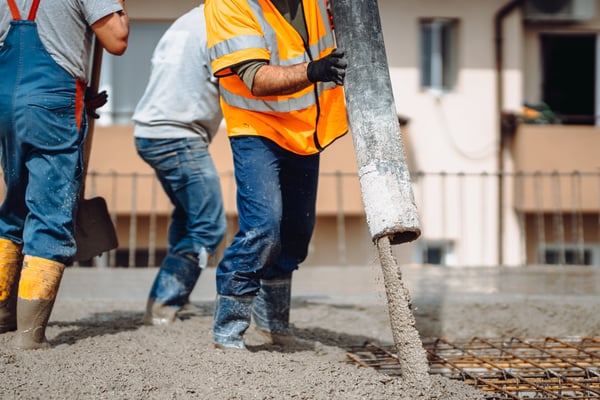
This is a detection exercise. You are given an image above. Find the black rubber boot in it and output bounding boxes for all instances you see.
[213,294,253,350]
[252,277,292,334]
[144,252,202,325]
[252,276,315,348]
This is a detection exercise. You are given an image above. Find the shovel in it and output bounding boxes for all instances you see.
[73,37,119,262]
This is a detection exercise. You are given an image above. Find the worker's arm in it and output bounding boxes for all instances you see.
[91,0,129,55]
[252,63,312,97]
[249,49,347,97]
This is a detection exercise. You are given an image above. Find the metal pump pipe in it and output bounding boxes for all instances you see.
[329,0,421,245]
[329,0,431,393]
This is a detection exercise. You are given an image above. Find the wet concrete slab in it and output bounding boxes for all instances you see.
[57,264,600,303]
[53,264,600,340]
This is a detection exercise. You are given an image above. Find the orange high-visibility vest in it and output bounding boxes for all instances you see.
[205,0,348,155]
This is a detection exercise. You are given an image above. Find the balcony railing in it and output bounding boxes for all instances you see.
[1,170,598,267]
[74,169,600,268]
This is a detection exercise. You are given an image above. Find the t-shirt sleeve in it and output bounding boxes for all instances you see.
[83,0,123,26]
[232,60,267,91]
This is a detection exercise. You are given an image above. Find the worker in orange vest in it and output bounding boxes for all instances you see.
[205,0,348,349]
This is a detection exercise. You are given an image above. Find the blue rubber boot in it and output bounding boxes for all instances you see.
[213,294,253,350]
[252,276,315,347]
[144,253,201,325]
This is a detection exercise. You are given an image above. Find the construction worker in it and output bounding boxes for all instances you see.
[132,4,226,326]
[0,0,129,349]
[204,0,348,349]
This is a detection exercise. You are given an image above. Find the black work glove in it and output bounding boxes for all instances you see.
[85,88,108,119]
[307,48,347,86]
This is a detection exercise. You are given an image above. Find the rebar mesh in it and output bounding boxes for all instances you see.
[346,337,600,399]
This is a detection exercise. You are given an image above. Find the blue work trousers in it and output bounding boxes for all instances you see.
[217,136,319,296]
[0,20,86,264]
[135,137,226,258]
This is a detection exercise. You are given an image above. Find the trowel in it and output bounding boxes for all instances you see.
[73,38,118,262]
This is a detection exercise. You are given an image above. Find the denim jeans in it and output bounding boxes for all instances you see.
[135,137,226,258]
[216,136,319,296]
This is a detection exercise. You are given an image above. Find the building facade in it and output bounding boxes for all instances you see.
[25,0,600,267]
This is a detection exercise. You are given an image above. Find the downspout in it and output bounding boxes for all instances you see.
[494,0,524,266]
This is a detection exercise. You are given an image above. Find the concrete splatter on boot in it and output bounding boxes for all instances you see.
[144,253,202,325]
[0,238,23,333]
[252,276,316,348]
[213,294,253,350]
[13,255,65,350]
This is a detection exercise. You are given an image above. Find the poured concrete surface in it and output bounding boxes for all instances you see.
[57,263,600,301]
[55,263,600,340]
[1,263,598,400]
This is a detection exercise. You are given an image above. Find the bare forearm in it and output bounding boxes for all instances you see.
[92,0,129,55]
[252,63,313,97]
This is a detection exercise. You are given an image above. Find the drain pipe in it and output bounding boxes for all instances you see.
[495,0,524,266]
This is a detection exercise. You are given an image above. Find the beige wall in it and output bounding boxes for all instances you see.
[125,0,199,21]
[514,124,600,212]
[380,0,509,175]
[88,124,367,215]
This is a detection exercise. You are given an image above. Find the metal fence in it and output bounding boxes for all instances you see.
[70,169,600,268]
[410,170,600,267]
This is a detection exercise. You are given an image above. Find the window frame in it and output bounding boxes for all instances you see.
[419,18,459,94]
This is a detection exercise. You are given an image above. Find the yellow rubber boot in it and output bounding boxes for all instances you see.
[0,238,23,333]
[13,255,65,350]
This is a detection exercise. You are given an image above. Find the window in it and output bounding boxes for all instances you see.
[543,246,594,265]
[416,240,454,266]
[98,22,171,124]
[420,18,458,93]
[424,246,444,265]
[541,34,596,125]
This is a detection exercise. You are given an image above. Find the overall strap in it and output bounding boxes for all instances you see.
[7,0,21,19]
[6,0,41,21]
[27,0,41,21]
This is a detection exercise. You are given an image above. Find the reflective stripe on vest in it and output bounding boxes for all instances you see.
[220,80,337,114]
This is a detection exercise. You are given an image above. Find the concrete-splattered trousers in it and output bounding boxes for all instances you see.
[0,18,86,265]
[216,136,320,296]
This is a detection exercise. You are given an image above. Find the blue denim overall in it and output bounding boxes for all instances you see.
[0,0,86,264]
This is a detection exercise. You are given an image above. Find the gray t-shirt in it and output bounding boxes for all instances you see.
[0,0,122,82]
[132,6,223,143]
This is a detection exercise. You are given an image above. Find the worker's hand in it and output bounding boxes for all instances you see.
[85,88,108,119]
[307,48,347,86]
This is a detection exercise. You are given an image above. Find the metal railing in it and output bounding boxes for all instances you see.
[410,170,600,267]
[2,170,599,267]
[82,169,600,267]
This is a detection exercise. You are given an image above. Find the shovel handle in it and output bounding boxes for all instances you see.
[81,37,103,195]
